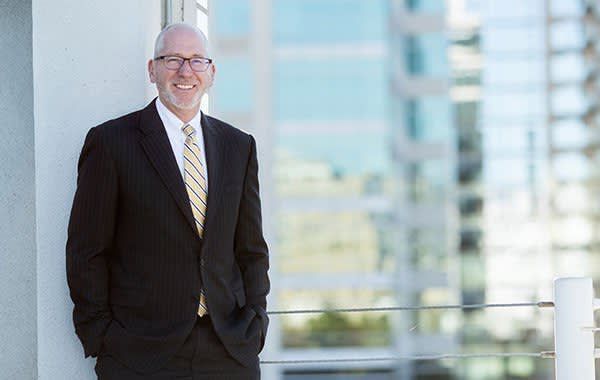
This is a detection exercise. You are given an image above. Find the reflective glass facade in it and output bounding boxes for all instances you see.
[204,0,600,378]
[405,33,448,77]
[275,59,388,121]
[274,0,386,44]
[212,0,402,367]
[211,0,455,377]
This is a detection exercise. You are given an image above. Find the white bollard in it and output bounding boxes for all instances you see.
[554,277,596,380]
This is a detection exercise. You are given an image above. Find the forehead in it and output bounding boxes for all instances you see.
[159,28,207,56]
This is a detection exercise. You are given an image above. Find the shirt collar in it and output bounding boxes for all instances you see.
[155,97,202,134]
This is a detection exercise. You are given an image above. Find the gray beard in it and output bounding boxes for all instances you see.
[164,91,203,110]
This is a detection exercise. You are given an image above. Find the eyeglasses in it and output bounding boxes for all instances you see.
[154,55,213,72]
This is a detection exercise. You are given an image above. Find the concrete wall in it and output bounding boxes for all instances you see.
[33,2,161,378]
[1,1,161,378]
[0,1,37,378]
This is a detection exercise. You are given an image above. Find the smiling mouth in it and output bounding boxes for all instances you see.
[174,84,195,90]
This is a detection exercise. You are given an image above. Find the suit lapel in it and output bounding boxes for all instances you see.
[137,100,197,236]
[200,112,225,242]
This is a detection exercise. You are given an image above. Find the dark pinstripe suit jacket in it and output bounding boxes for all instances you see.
[66,99,270,374]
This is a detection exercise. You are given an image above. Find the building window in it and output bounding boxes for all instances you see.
[196,0,208,36]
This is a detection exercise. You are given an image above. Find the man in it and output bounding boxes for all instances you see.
[66,23,269,379]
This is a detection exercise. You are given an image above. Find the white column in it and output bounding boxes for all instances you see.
[554,277,596,380]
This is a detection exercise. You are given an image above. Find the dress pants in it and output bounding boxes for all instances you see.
[95,315,260,380]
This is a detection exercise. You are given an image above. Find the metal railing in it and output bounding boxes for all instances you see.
[260,277,600,380]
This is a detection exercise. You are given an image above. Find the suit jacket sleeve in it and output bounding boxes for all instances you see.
[234,135,270,322]
[66,127,116,358]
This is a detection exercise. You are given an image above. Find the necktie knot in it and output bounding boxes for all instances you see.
[182,124,196,139]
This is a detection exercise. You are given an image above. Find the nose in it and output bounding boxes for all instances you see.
[178,59,194,75]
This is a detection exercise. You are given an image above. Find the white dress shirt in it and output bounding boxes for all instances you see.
[156,97,209,188]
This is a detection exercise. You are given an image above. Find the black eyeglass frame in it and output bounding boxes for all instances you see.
[154,55,213,72]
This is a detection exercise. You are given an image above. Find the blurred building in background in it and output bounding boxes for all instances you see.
[391,1,459,379]
[204,0,461,378]
[547,1,600,295]
[195,0,597,379]
[206,0,458,378]
[451,0,553,378]
[449,0,597,378]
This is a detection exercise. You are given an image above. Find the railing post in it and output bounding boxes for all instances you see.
[554,277,596,380]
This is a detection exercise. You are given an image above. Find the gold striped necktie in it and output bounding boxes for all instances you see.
[182,124,209,317]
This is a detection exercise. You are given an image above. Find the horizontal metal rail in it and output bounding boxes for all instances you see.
[267,301,554,315]
[262,301,555,365]
[261,351,555,365]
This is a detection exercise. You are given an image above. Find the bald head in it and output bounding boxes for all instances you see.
[154,23,210,58]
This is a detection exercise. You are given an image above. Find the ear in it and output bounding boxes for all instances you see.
[148,59,156,83]
[208,64,216,87]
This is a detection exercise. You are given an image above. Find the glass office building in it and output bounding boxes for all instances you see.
[198,0,598,378]
[547,3,600,281]
[450,0,593,378]
[450,0,554,378]
[208,0,456,379]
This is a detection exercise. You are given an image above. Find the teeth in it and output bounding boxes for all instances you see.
[175,84,194,89]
